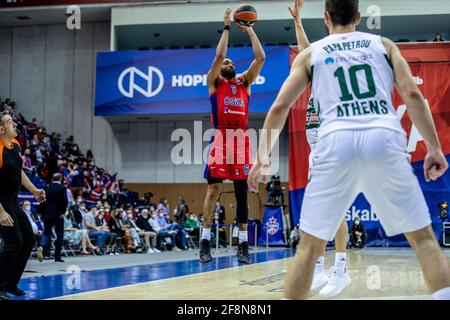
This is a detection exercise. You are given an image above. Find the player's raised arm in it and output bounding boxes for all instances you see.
[236,24,265,88]
[289,0,310,52]
[207,8,232,91]
[248,49,311,191]
[383,37,448,182]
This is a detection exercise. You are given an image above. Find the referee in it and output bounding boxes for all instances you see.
[0,111,46,300]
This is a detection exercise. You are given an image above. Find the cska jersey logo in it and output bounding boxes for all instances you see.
[231,85,237,95]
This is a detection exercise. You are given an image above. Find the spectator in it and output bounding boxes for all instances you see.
[22,201,43,262]
[22,149,34,175]
[289,224,301,249]
[136,209,160,253]
[214,201,226,224]
[124,210,144,252]
[86,149,95,165]
[175,197,188,225]
[350,217,367,248]
[72,199,86,226]
[157,198,170,216]
[108,209,133,253]
[432,33,446,42]
[185,212,200,238]
[149,211,179,251]
[95,210,117,255]
[156,209,188,250]
[64,210,99,255]
[69,164,84,199]
[82,207,109,254]
[40,173,68,262]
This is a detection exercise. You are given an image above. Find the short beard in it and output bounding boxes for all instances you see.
[221,70,236,80]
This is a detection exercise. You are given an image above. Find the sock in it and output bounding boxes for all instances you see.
[334,252,347,274]
[433,287,450,300]
[239,231,248,244]
[201,228,211,241]
[315,256,325,274]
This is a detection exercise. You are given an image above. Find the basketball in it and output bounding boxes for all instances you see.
[233,4,257,27]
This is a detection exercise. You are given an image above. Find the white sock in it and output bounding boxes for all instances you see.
[433,287,450,300]
[334,252,347,274]
[239,231,248,244]
[315,256,325,274]
[201,228,211,241]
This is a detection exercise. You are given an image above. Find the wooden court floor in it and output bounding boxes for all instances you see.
[56,249,448,300]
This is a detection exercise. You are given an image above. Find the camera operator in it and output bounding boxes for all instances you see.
[350,217,367,248]
[266,176,284,206]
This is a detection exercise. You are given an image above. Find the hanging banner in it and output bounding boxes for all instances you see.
[95,46,289,116]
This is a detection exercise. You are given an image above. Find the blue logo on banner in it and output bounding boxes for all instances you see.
[118,66,164,98]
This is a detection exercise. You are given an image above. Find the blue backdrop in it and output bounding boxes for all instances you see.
[289,155,450,247]
[95,46,290,115]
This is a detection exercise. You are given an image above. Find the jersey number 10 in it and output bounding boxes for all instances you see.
[334,64,377,102]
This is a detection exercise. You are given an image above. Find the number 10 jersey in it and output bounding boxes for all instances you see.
[310,31,404,139]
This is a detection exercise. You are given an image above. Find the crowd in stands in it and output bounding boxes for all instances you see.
[0,98,206,259]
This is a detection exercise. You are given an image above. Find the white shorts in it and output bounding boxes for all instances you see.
[300,128,431,241]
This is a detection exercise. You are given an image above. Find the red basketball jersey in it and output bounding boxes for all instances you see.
[206,76,252,180]
[210,76,249,129]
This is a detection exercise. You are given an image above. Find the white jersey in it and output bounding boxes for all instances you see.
[310,31,404,138]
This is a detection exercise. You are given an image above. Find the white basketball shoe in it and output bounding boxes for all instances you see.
[319,268,351,297]
[311,271,330,291]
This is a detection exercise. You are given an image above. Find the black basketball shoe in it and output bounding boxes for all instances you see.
[237,241,251,264]
[199,239,213,263]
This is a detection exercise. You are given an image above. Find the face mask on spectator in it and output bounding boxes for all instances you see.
[151,214,157,219]
[80,206,86,211]
[105,209,110,213]
[24,205,31,211]
[355,220,360,225]
[159,213,164,217]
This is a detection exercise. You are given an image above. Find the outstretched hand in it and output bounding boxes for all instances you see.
[289,0,305,23]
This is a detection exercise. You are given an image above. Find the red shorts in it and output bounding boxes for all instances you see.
[205,128,252,180]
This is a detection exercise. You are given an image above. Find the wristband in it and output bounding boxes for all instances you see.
[223,25,230,31]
